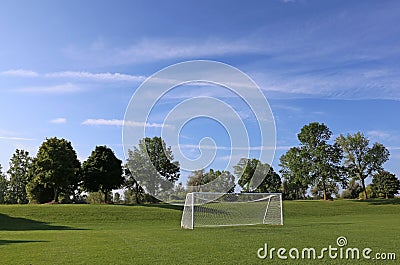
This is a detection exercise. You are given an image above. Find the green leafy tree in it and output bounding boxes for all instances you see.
[371,171,400,199]
[82,146,124,203]
[297,122,344,200]
[6,149,31,204]
[187,169,235,193]
[341,179,362,199]
[234,158,281,193]
[280,123,344,200]
[29,137,81,203]
[0,164,8,204]
[336,132,390,199]
[280,147,309,200]
[26,181,54,204]
[124,167,144,204]
[311,180,339,200]
[87,191,112,204]
[186,169,205,192]
[126,137,180,197]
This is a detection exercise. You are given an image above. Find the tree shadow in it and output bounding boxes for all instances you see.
[352,198,400,205]
[0,240,48,246]
[0,214,87,231]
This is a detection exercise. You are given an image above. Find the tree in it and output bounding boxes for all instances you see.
[0,164,8,204]
[142,137,180,182]
[29,137,81,203]
[371,171,400,199]
[187,169,235,193]
[82,146,124,203]
[280,147,309,200]
[336,132,390,199]
[234,158,281,193]
[311,180,339,200]
[186,169,205,192]
[6,149,31,204]
[280,123,344,200]
[87,191,112,204]
[255,166,281,193]
[341,178,362,199]
[126,137,180,197]
[124,167,144,204]
[298,122,344,200]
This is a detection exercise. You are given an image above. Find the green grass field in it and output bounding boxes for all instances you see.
[0,200,399,264]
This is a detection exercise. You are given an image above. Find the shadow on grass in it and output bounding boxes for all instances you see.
[0,240,48,246]
[119,203,184,211]
[352,198,400,205]
[0,214,87,231]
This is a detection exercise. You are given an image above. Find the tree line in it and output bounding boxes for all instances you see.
[0,122,399,204]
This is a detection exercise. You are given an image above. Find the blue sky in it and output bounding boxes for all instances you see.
[1,0,399,186]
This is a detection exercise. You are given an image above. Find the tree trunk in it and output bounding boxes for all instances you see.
[103,190,108,204]
[134,188,140,204]
[361,178,368,199]
[53,187,59,203]
[322,182,327,201]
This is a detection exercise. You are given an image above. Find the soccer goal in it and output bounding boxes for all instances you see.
[181,192,283,229]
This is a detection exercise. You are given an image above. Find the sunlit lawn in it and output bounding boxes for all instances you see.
[0,199,398,264]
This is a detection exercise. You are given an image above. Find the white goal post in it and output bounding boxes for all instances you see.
[181,192,283,229]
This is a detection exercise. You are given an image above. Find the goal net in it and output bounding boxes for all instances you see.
[181,192,283,229]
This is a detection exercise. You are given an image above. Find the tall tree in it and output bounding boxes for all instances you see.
[30,137,81,203]
[126,137,180,196]
[279,147,309,200]
[371,171,400,199]
[336,132,389,199]
[234,158,281,193]
[280,123,344,200]
[82,146,124,203]
[0,164,8,204]
[6,149,31,204]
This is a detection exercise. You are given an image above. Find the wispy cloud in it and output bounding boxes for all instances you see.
[16,83,81,93]
[367,130,391,139]
[50,118,67,124]
[63,38,263,65]
[1,69,145,82]
[82,118,169,128]
[179,144,288,151]
[44,71,146,82]
[0,136,35,141]
[0,69,39,77]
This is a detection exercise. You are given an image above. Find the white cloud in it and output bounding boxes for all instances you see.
[0,69,39,77]
[81,118,169,128]
[17,83,81,93]
[50,118,67,124]
[63,38,263,65]
[179,144,288,151]
[44,71,146,82]
[1,69,146,83]
[367,130,391,139]
[0,136,35,141]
